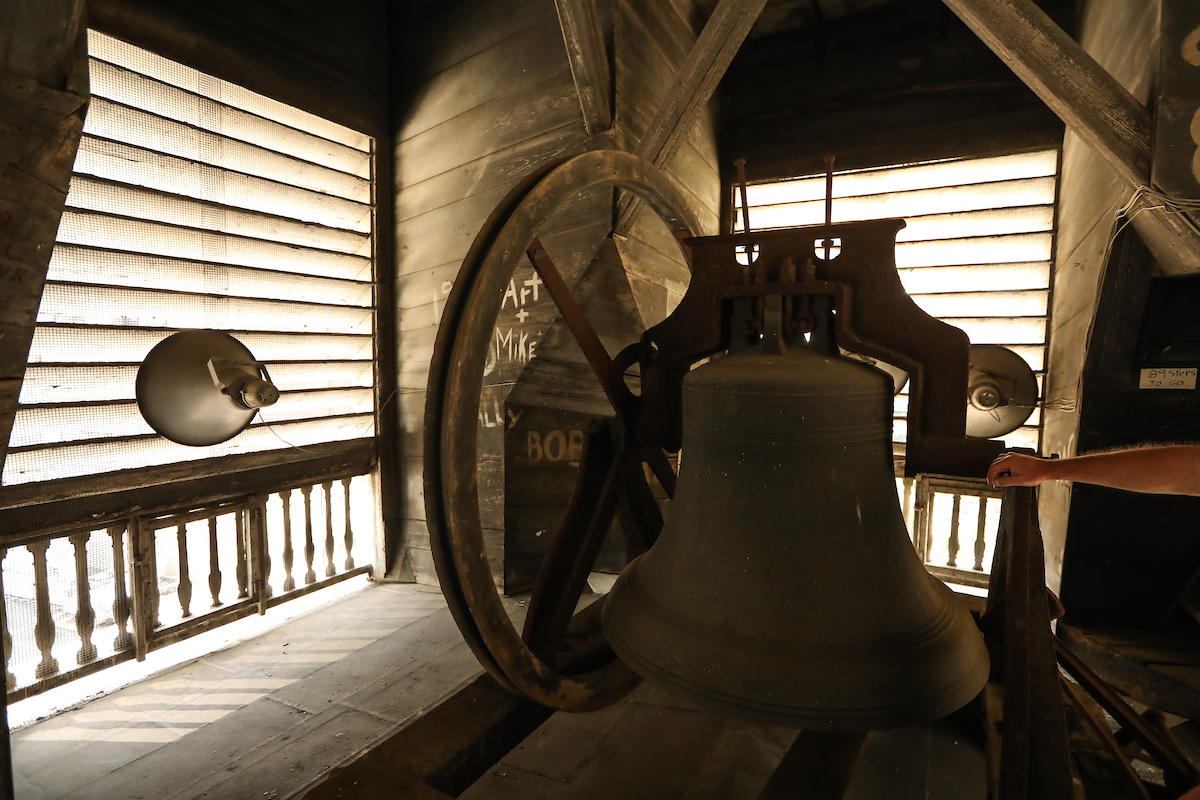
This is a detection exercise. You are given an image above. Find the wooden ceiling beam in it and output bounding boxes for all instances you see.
[554,0,613,137]
[940,0,1200,275]
[615,0,769,235]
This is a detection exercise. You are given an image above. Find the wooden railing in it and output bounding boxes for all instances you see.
[1,470,372,702]
[900,473,1004,589]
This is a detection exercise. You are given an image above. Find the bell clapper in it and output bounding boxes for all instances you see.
[760,295,787,356]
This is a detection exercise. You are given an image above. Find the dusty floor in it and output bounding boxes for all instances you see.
[461,683,985,800]
[11,582,482,799]
[11,581,988,799]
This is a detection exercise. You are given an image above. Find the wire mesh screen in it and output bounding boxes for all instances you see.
[734,150,1059,453]
[4,30,376,486]
[3,527,134,691]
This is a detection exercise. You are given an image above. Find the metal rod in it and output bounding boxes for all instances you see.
[734,157,751,234]
[823,154,835,261]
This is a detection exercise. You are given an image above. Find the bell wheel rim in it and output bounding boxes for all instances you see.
[424,150,700,710]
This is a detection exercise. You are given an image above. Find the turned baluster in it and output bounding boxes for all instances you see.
[302,485,316,585]
[322,481,336,577]
[110,524,134,652]
[249,497,271,613]
[28,540,58,680]
[176,524,192,618]
[208,517,222,607]
[69,532,98,665]
[281,489,296,592]
[341,478,355,570]
[947,494,962,568]
[235,511,249,599]
[0,549,15,691]
[974,497,990,572]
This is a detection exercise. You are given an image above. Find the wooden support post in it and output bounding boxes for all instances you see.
[995,488,1072,800]
[939,0,1200,275]
[614,0,767,235]
[553,0,612,136]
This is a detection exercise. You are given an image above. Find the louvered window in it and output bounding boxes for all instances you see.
[4,31,375,486]
[735,150,1058,452]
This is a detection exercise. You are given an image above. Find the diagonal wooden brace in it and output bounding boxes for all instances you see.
[941,0,1200,275]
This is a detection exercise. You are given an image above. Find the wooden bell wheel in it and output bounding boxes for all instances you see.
[424,150,702,711]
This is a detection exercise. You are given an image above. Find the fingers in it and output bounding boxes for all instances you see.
[987,452,1024,488]
[986,452,1047,488]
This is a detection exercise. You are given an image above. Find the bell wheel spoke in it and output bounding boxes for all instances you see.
[642,446,678,499]
[522,426,634,662]
[616,459,665,560]
[526,238,637,420]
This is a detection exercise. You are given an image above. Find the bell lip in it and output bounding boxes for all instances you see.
[618,654,989,730]
[602,562,991,730]
[610,554,966,657]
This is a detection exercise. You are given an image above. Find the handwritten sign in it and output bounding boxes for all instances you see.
[1139,367,1198,389]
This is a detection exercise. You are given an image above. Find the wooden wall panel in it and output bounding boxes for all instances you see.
[612,0,720,331]
[391,0,604,585]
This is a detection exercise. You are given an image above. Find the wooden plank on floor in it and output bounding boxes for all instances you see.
[1114,646,1200,667]
[1059,625,1200,721]
[1077,627,1199,651]
[302,599,616,798]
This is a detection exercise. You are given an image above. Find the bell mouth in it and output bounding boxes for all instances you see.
[600,345,989,731]
[604,562,990,730]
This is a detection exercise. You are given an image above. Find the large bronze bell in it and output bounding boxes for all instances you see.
[603,302,989,730]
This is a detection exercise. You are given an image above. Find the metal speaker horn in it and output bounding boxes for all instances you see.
[602,315,989,730]
[136,330,279,447]
[964,344,1037,439]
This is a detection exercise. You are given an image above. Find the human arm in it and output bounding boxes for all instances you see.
[986,446,1200,496]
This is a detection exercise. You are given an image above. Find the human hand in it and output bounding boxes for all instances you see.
[986,452,1055,488]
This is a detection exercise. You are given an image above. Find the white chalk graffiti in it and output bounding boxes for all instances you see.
[483,269,546,376]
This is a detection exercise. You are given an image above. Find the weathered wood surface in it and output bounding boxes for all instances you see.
[0,10,88,485]
[1058,624,1200,721]
[0,4,89,793]
[993,488,1073,800]
[303,599,613,799]
[940,0,1200,275]
[614,0,759,234]
[0,439,373,540]
[625,0,765,169]
[393,0,602,582]
[554,0,613,135]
